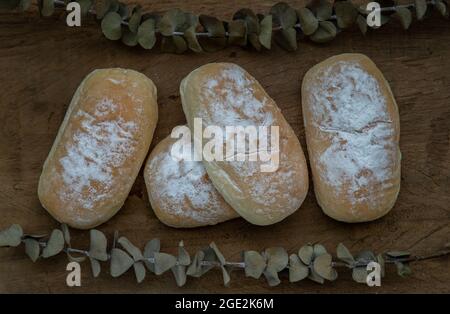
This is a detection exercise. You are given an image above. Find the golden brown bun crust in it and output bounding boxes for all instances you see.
[38,68,158,229]
[180,63,309,226]
[144,134,239,228]
[302,53,401,222]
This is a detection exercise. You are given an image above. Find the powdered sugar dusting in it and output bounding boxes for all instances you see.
[307,61,396,208]
[148,144,235,224]
[59,97,138,211]
[200,64,273,127]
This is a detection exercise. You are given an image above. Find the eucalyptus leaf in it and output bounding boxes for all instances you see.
[313,253,337,281]
[221,265,231,286]
[67,252,86,263]
[210,242,226,265]
[78,0,93,17]
[186,250,205,277]
[110,248,134,277]
[336,243,354,264]
[19,0,31,11]
[24,238,40,262]
[121,28,138,46]
[0,224,23,247]
[258,15,272,49]
[386,251,411,258]
[308,268,325,284]
[137,18,156,50]
[133,261,146,283]
[185,26,202,52]
[415,0,427,20]
[158,8,186,36]
[265,247,289,271]
[270,2,297,29]
[356,15,367,35]
[143,238,160,272]
[308,0,333,21]
[101,12,123,40]
[289,254,309,282]
[356,250,376,264]
[39,0,54,17]
[313,244,327,257]
[89,257,101,277]
[177,241,191,266]
[228,19,247,46]
[118,236,143,261]
[352,267,367,283]
[154,252,177,275]
[128,5,142,33]
[171,264,187,287]
[393,7,412,30]
[377,254,385,277]
[88,229,108,261]
[199,15,226,52]
[297,7,318,36]
[273,27,297,51]
[161,36,187,54]
[298,245,314,265]
[243,250,266,279]
[263,266,281,286]
[117,3,129,19]
[233,9,260,50]
[42,229,64,258]
[61,224,71,247]
[335,0,358,28]
[95,0,111,19]
[310,20,336,43]
[435,0,447,16]
[395,262,412,277]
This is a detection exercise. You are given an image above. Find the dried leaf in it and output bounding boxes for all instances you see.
[352,267,367,283]
[78,0,93,17]
[186,250,205,277]
[121,28,138,46]
[258,15,272,49]
[158,8,186,36]
[19,0,31,11]
[154,252,177,275]
[67,252,86,263]
[133,261,146,283]
[24,238,40,262]
[228,19,247,46]
[137,18,156,50]
[110,248,134,277]
[308,268,325,284]
[244,250,266,279]
[386,251,411,258]
[356,250,376,264]
[117,3,129,19]
[435,0,447,16]
[336,243,354,264]
[39,0,54,17]
[313,253,337,281]
[265,247,288,271]
[89,257,101,277]
[415,0,427,20]
[233,9,260,50]
[298,245,314,265]
[209,242,226,265]
[101,12,123,40]
[177,241,190,266]
[221,266,231,286]
[263,267,281,286]
[0,224,23,247]
[128,5,142,33]
[310,21,337,43]
[88,229,108,261]
[308,0,333,21]
[335,0,358,28]
[395,262,412,277]
[171,264,187,287]
[61,224,71,247]
[289,254,309,282]
[143,238,160,272]
[185,26,202,52]
[377,254,385,277]
[199,15,226,52]
[118,236,143,261]
[393,7,412,30]
[161,36,187,54]
[356,15,367,35]
[270,2,297,29]
[95,0,111,19]
[42,229,64,258]
[313,244,327,257]
[297,7,318,36]
[274,27,297,51]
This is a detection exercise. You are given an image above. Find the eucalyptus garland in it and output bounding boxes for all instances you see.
[1,0,449,53]
[1,224,449,287]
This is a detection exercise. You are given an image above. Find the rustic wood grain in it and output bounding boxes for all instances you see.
[0,1,449,293]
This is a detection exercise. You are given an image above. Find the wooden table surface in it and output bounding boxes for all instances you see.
[0,1,449,293]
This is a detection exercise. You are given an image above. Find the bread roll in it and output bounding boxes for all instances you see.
[144,133,239,228]
[302,53,401,222]
[180,63,309,226]
[38,68,158,229]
